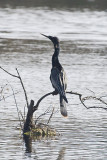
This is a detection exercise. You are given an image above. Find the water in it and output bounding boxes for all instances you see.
[0,3,107,160]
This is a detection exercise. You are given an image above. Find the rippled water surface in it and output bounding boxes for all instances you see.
[0,4,107,160]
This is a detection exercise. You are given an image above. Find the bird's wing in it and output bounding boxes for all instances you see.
[50,67,66,96]
[60,68,67,91]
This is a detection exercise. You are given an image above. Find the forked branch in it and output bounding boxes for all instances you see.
[67,91,107,110]
[0,66,29,108]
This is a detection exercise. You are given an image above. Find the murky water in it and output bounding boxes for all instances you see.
[0,3,107,160]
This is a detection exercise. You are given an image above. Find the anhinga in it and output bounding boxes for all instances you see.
[41,34,68,117]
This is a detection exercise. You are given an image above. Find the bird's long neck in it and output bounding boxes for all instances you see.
[52,45,62,70]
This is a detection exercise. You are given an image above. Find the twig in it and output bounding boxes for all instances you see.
[66,91,82,97]
[35,107,51,125]
[66,91,88,108]
[86,88,95,95]
[82,96,107,105]
[24,104,26,122]
[84,106,107,110]
[0,84,8,101]
[0,91,20,101]
[79,94,88,109]
[16,68,29,108]
[47,107,54,124]
[67,91,107,110]
[0,84,7,94]
[8,83,22,129]
[81,96,107,110]
[0,66,19,78]
[0,66,29,108]
[19,111,25,122]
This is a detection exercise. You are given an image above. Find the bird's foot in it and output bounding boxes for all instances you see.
[52,90,58,95]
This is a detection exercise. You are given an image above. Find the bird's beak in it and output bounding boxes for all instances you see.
[41,33,49,39]
[41,33,53,41]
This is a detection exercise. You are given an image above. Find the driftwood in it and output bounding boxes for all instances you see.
[0,66,107,135]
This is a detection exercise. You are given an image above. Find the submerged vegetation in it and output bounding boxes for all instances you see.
[24,124,57,137]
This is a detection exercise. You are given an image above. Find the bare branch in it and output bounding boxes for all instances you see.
[86,88,95,95]
[19,111,25,122]
[0,84,8,101]
[66,91,88,108]
[0,91,20,101]
[66,91,107,110]
[47,107,54,124]
[84,106,107,110]
[16,68,29,108]
[0,66,29,108]
[79,94,89,109]
[66,91,82,97]
[0,84,7,94]
[24,104,26,122]
[35,107,51,125]
[0,66,19,78]
[81,96,107,110]
[33,91,55,112]
[8,83,22,129]
[33,90,107,115]
[82,96,107,105]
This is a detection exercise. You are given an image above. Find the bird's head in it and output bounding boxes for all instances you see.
[41,34,59,47]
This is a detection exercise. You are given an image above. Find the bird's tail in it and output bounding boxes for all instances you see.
[60,95,68,117]
[62,95,68,103]
[60,90,68,103]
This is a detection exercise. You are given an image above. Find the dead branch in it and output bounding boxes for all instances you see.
[0,91,20,101]
[33,90,107,114]
[35,107,51,124]
[19,111,25,122]
[0,84,7,94]
[66,91,88,108]
[16,68,29,107]
[67,91,107,110]
[8,83,22,129]
[0,66,19,78]
[0,66,29,108]
[84,106,107,110]
[35,106,54,125]
[33,91,56,112]
[82,96,107,105]
[86,88,95,95]
[81,96,107,110]
[47,107,54,124]
[0,84,8,101]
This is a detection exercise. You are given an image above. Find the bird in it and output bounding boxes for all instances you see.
[41,34,68,117]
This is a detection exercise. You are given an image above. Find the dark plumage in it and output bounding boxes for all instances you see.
[41,34,68,117]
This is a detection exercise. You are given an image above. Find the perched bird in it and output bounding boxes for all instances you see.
[41,34,68,117]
